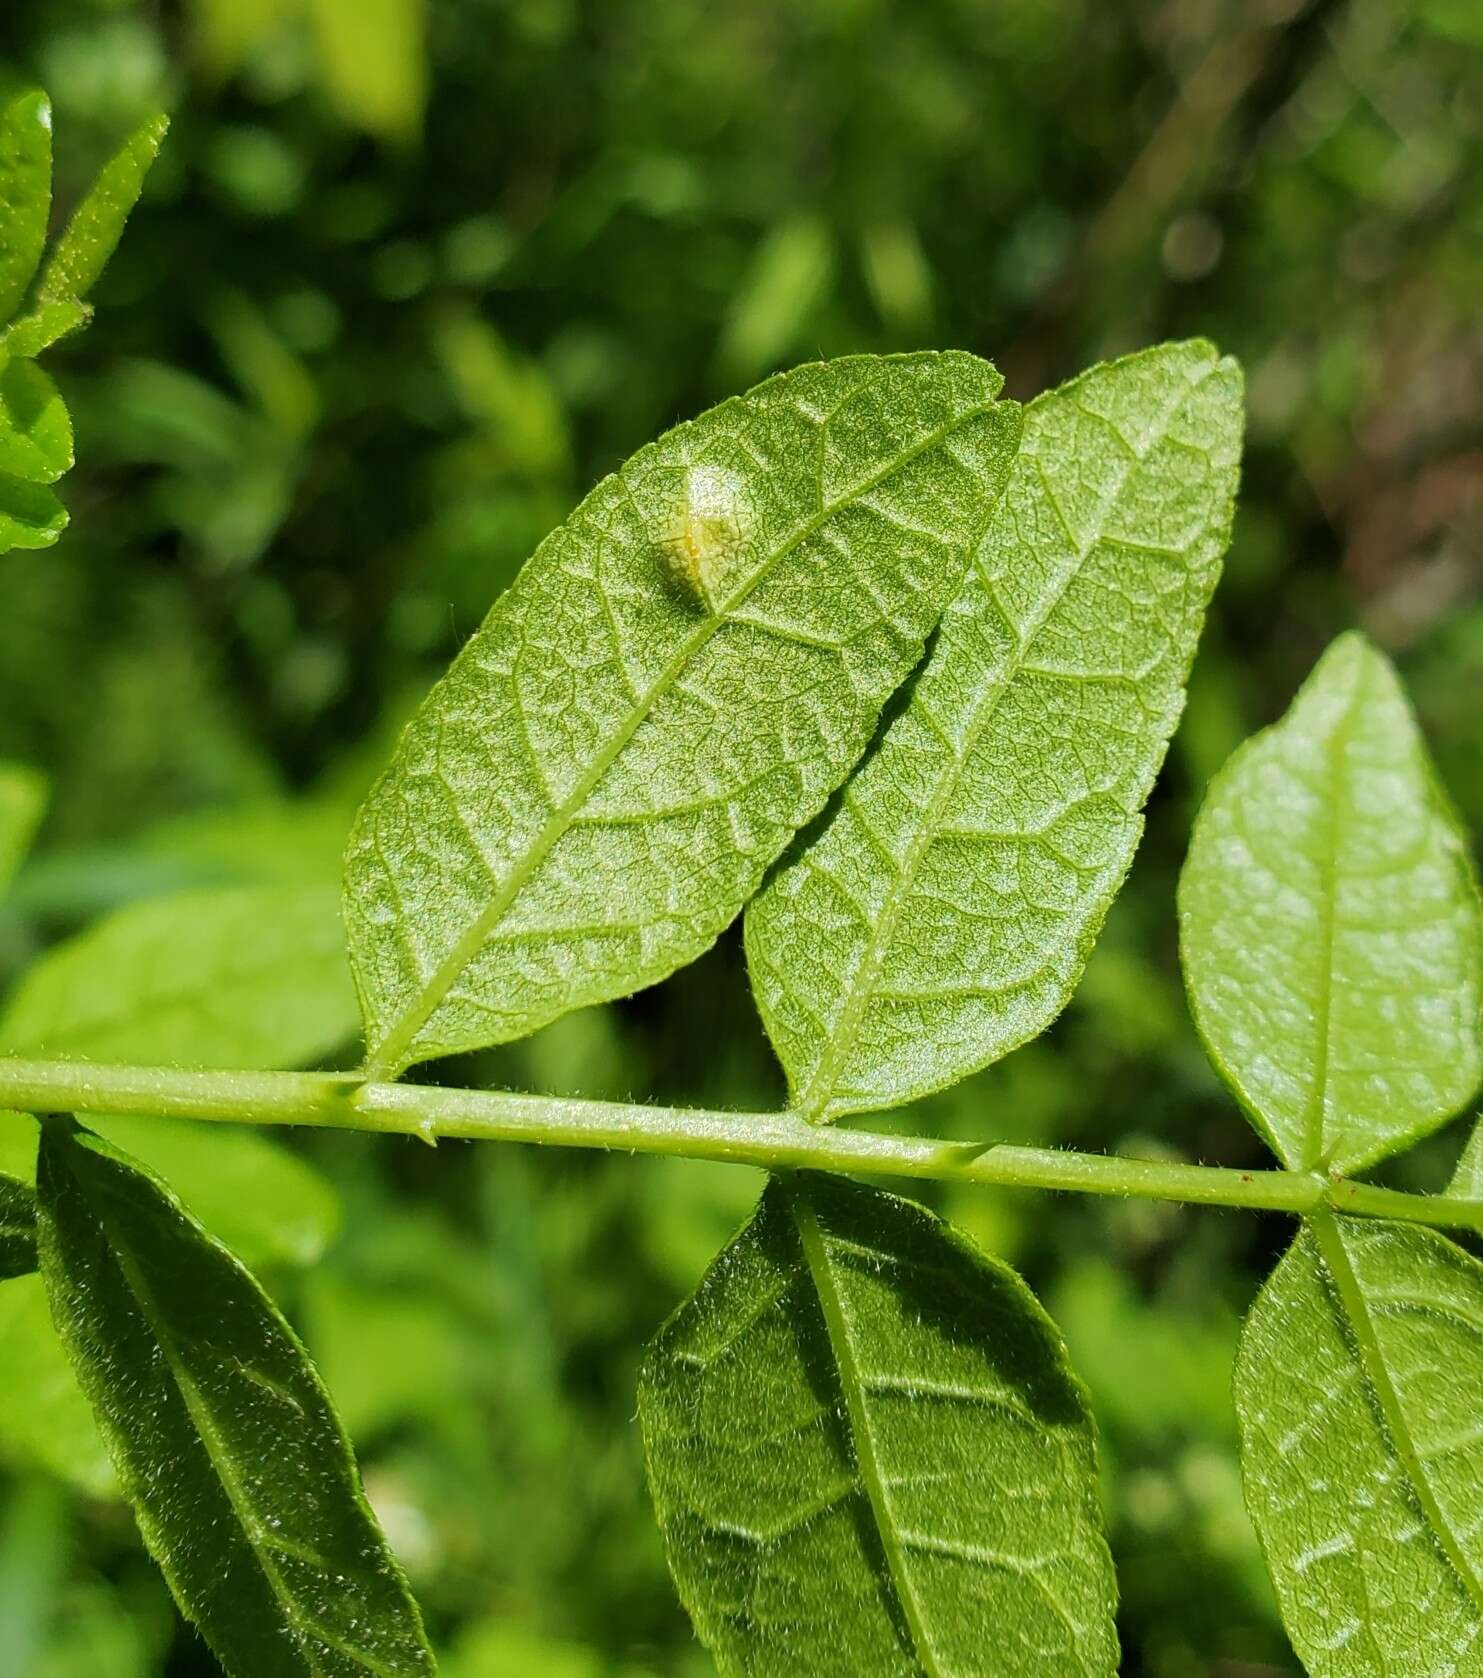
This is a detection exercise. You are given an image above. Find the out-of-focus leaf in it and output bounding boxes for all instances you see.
[36,1119,436,1676]
[346,352,1019,1074]
[0,760,46,900]
[1451,1118,1483,1199]
[0,1170,36,1278]
[37,114,168,307]
[640,1172,1118,1677]
[715,215,835,383]
[0,1272,115,1498]
[0,882,359,1067]
[0,90,53,325]
[0,359,74,484]
[0,472,67,550]
[1179,633,1483,1174]
[747,340,1242,1119]
[308,0,427,143]
[1235,1213,1483,1676]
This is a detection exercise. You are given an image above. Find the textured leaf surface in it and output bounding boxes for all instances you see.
[746,340,1242,1118]
[0,1170,35,1278]
[0,358,73,483]
[1179,632,1483,1173]
[0,883,359,1067]
[37,113,167,306]
[0,90,51,324]
[1235,1212,1483,1677]
[346,352,1021,1073]
[36,1119,434,1677]
[0,760,45,899]
[1452,1119,1483,1199]
[639,1172,1117,1677]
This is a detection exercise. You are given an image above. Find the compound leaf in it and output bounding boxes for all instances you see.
[746,339,1242,1119]
[36,1118,434,1676]
[1179,632,1483,1174]
[346,352,1021,1074]
[0,1171,35,1279]
[639,1172,1117,1678]
[0,882,359,1068]
[0,90,52,325]
[37,113,168,307]
[1235,1212,1483,1677]
[0,761,46,900]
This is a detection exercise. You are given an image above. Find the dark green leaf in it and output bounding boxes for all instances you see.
[36,1118,435,1677]
[640,1172,1118,1677]
[0,90,51,324]
[0,1170,35,1278]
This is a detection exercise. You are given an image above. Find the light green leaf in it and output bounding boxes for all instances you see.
[0,882,359,1067]
[716,214,836,384]
[746,339,1242,1119]
[37,113,168,307]
[639,1172,1118,1677]
[1235,1211,1483,1676]
[0,295,91,360]
[0,359,74,483]
[0,471,66,549]
[346,352,1022,1074]
[0,1171,35,1278]
[0,1272,115,1497]
[36,1119,434,1676]
[308,0,427,143]
[1451,1118,1483,1199]
[0,90,52,324]
[0,760,46,900]
[1179,632,1483,1174]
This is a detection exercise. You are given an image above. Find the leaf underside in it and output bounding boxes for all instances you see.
[345,351,1022,1074]
[36,1120,434,1678]
[639,1172,1118,1678]
[1179,631,1483,1174]
[1235,1213,1483,1678]
[745,338,1243,1119]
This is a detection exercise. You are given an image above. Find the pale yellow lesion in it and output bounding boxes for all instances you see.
[655,465,752,609]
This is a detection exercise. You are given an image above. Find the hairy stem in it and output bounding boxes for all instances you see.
[0,1057,1478,1232]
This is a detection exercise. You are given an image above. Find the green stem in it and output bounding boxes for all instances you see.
[0,1056,1478,1232]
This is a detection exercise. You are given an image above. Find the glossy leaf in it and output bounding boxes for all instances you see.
[0,358,73,483]
[37,114,168,307]
[1451,1118,1483,1199]
[1235,1212,1483,1676]
[639,1172,1118,1677]
[1179,632,1483,1174]
[0,471,66,549]
[346,352,1021,1074]
[0,90,52,324]
[0,760,46,899]
[0,882,359,1067]
[747,339,1242,1119]
[0,1171,35,1278]
[36,1118,435,1676]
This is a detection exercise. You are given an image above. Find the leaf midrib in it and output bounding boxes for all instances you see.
[796,368,1215,1120]
[1311,1209,1483,1615]
[85,1164,406,1678]
[365,385,1003,1076]
[788,1182,945,1678]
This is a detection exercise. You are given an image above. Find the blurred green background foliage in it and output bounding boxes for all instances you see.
[0,1,1479,1673]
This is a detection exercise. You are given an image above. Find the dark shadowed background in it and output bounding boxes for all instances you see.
[0,1,1479,1673]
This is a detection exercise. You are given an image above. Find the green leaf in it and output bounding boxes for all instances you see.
[0,90,52,324]
[0,295,91,360]
[1179,632,1483,1174]
[36,1119,434,1676]
[0,1272,115,1497]
[37,113,168,307]
[307,0,428,144]
[0,883,359,1067]
[0,1170,36,1278]
[346,352,1022,1074]
[639,1172,1118,1677]
[0,760,46,900]
[1451,1118,1483,1199]
[1235,1211,1483,1676]
[0,358,74,483]
[746,339,1243,1119]
[0,470,66,550]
